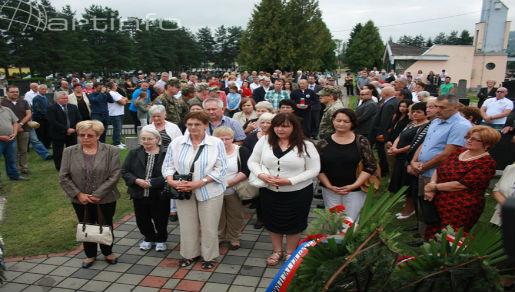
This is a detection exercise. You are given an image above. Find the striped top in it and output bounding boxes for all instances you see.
[162,134,227,201]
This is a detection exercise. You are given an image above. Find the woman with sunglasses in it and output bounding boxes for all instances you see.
[423,125,500,239]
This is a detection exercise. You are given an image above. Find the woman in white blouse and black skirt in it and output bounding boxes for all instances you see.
[248,113,320,266]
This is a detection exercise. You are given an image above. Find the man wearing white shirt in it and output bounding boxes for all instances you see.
[24,83,39,106]
[481,87,513,130]
[250,76,260,92]
[107,82,128,149]
[154,72,169,92]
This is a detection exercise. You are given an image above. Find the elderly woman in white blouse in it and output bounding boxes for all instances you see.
[143,105,183,221]
[162,111,227,270]
[248,113,320,266]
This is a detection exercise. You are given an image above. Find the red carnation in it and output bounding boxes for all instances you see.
[329,205,345,213]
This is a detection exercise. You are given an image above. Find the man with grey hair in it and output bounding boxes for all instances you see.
[480,87,513,130]
[202,98,246,143]
[47,91,81,170]
[409,94,471,239]
[24,82,39,105]
[154,72,169,92]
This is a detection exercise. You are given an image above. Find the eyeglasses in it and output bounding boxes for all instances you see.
[78,133,96,138]
[140,137,156,141]
[465,136,483,143]
[496,91,506,93]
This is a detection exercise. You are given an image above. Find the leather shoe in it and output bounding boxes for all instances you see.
[105,255,118,265]
[81,257,95,269]
[11,176,28,181]
[253,220,264,229]
[44,155,53,160]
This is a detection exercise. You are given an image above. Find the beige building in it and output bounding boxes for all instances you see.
[384,0,511,89]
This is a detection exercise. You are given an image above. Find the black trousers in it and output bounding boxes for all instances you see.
[310,109,321,138]
[34,117,51,148]
[133,197,170,243]
[375,141,389,176]
[73,202,116,258]
[345,85,354,96]
[52,135,77,170]
[129,111,140,134]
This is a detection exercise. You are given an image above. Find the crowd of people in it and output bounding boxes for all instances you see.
[0,68,514,270]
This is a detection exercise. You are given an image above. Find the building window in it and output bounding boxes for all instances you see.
[486,62,496,70]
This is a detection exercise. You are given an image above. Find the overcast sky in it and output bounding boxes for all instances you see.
[49,0,515,41]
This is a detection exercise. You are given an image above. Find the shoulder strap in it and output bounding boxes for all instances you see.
[189,144,205,174]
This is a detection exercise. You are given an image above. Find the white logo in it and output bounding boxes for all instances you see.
[0,0,48,31]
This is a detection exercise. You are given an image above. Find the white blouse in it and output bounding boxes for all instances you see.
[248,136,320,192]
[162,134,227,201]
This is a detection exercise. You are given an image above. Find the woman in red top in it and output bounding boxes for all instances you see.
[423,125,500,239]
[240,81,252,98]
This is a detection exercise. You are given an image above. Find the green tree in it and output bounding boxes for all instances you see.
[426,37,434,47]
[196,27,216,67]
[347,23,363,49]
[446,30,460,45]
[459,30,473,45]
[225,26,243,68]
[238,0,286,70]
[398,35,414,46]
[434,32,447,44]
[345,20,384,71]
[214,25,229,68]
[80,5,134,74]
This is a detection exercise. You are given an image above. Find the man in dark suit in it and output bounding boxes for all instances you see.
[307,75,323,136]
[290,79,318,137]
[355,89,378,138]
[251,77,271,103]
[47,91,81,170]
[369,86,399,176]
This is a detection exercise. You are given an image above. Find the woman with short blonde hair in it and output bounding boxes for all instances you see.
[59,119,120,268]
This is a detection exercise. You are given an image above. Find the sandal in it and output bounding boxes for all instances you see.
[284,253,292,261]
[179,256,201,268]
[201,260,215,270]
[266,250,283,266]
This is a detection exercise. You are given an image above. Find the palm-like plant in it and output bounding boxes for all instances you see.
[387,225,507,292]
[287,186,509,292]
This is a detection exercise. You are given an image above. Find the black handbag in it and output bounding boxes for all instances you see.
[161,145,205,200]
[419,197,441,225]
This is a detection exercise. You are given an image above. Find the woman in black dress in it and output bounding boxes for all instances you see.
[387,102,428,219]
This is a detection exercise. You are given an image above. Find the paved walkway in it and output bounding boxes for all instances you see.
[0,200,322,292]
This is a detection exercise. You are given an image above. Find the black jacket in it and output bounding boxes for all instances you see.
[355,100,378,137]
[290,88,319,112]
[46,103,81,141]
[369,97,399,141]
[121,147,166,199]
[477,87,497,108]
[236,146,251,177]
[252,86,268,103]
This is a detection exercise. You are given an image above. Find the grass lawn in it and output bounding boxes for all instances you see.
[0,145,134,257]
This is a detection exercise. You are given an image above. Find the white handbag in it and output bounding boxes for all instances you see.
[248,152,269,188]
[76,205,113,246]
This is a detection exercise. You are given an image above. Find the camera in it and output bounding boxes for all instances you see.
[171,173,193,200]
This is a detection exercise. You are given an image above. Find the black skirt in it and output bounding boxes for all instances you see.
[260,184,313,234]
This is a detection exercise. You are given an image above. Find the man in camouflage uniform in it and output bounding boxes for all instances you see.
[187,82,209,106]
[318,86,344,140]
[154,79,189,129]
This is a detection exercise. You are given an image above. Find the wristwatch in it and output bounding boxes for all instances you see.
[19,122,24,126]
[201,178,208,185]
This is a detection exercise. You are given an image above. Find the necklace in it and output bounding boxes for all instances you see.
[83,147,97,155]
[459,150,489,161]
